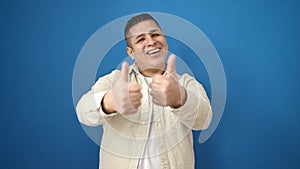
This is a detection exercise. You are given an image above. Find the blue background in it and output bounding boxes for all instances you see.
[1,0,299,169]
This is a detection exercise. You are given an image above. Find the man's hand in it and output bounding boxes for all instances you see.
[102,62,142,114]
[150,54,187,108]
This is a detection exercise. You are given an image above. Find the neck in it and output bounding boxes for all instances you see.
[141,68,164,77]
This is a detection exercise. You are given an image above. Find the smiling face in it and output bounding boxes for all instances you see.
[126,20,168,77]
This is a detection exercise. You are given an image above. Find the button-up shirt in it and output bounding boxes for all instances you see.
[76,63,212,169]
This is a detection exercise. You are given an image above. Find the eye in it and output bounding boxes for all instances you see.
[136,38,145,43]
[151,33,160,37]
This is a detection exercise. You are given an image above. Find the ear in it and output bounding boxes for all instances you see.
[126,47,134,60]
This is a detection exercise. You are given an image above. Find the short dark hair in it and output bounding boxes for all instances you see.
[124,13,161,47]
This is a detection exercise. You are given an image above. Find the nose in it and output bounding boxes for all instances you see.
[145,35,156,46]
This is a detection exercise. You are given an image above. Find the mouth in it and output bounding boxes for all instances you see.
[145,48,161,56]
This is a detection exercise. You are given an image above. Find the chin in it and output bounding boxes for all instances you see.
[148,60,165,70]
[137,60,164,71]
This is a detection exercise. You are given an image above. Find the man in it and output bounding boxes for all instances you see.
[76,13,212,169]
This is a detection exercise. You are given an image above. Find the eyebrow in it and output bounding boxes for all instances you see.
[135,29,160,40]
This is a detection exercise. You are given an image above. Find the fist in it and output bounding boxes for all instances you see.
[150,55,187,108]
[103,62,143,115]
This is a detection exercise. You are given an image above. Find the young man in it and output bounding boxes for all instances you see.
[76,14,212,169]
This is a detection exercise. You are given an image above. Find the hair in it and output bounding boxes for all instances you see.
[124,13,161,47]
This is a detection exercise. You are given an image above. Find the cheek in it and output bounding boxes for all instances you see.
[160,38,168,47]
[132,49,146,61]
[133,43,145,50]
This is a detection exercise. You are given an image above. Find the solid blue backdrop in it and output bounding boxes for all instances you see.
[0,0,299,169]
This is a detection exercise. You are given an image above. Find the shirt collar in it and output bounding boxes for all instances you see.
[129,62,140,75]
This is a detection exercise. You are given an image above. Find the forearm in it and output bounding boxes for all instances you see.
[101,90,117,114]
[190,88,212,130]
[76,71,119,126]
[170,85,187,109]
[170,75,212,130]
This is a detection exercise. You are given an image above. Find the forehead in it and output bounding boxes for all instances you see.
[128,20,162,37]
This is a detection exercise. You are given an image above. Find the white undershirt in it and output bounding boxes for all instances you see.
[138,77,161,169]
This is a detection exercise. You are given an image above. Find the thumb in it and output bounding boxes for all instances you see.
[121,62,129,82]
[166,54,176,74]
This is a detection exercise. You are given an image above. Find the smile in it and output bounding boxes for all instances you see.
[146,48,161,55]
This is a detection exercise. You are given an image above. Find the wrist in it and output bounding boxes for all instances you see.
[171,86,187,108]
[102,90,116,114]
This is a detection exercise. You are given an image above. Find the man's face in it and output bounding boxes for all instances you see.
[126,20,168,72]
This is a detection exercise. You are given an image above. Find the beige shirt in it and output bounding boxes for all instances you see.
[76,63,212,169]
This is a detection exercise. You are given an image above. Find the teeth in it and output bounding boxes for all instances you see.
[147,48,160,55]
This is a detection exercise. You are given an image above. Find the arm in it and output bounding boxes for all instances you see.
[76,71,119,126]
[76,63,142,126]
[170,73,212,130]
[149,55,212,130]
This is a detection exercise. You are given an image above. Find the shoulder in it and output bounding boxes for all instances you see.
[95,70,121,82]
[178,73,197,83]
[92,70,121,90]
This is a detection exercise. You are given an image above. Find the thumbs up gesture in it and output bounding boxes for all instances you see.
[102,62,142,114]
[150,54,187,108]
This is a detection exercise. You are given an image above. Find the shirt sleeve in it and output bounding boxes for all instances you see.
[169,73,212,130]
[76,70,119,126]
